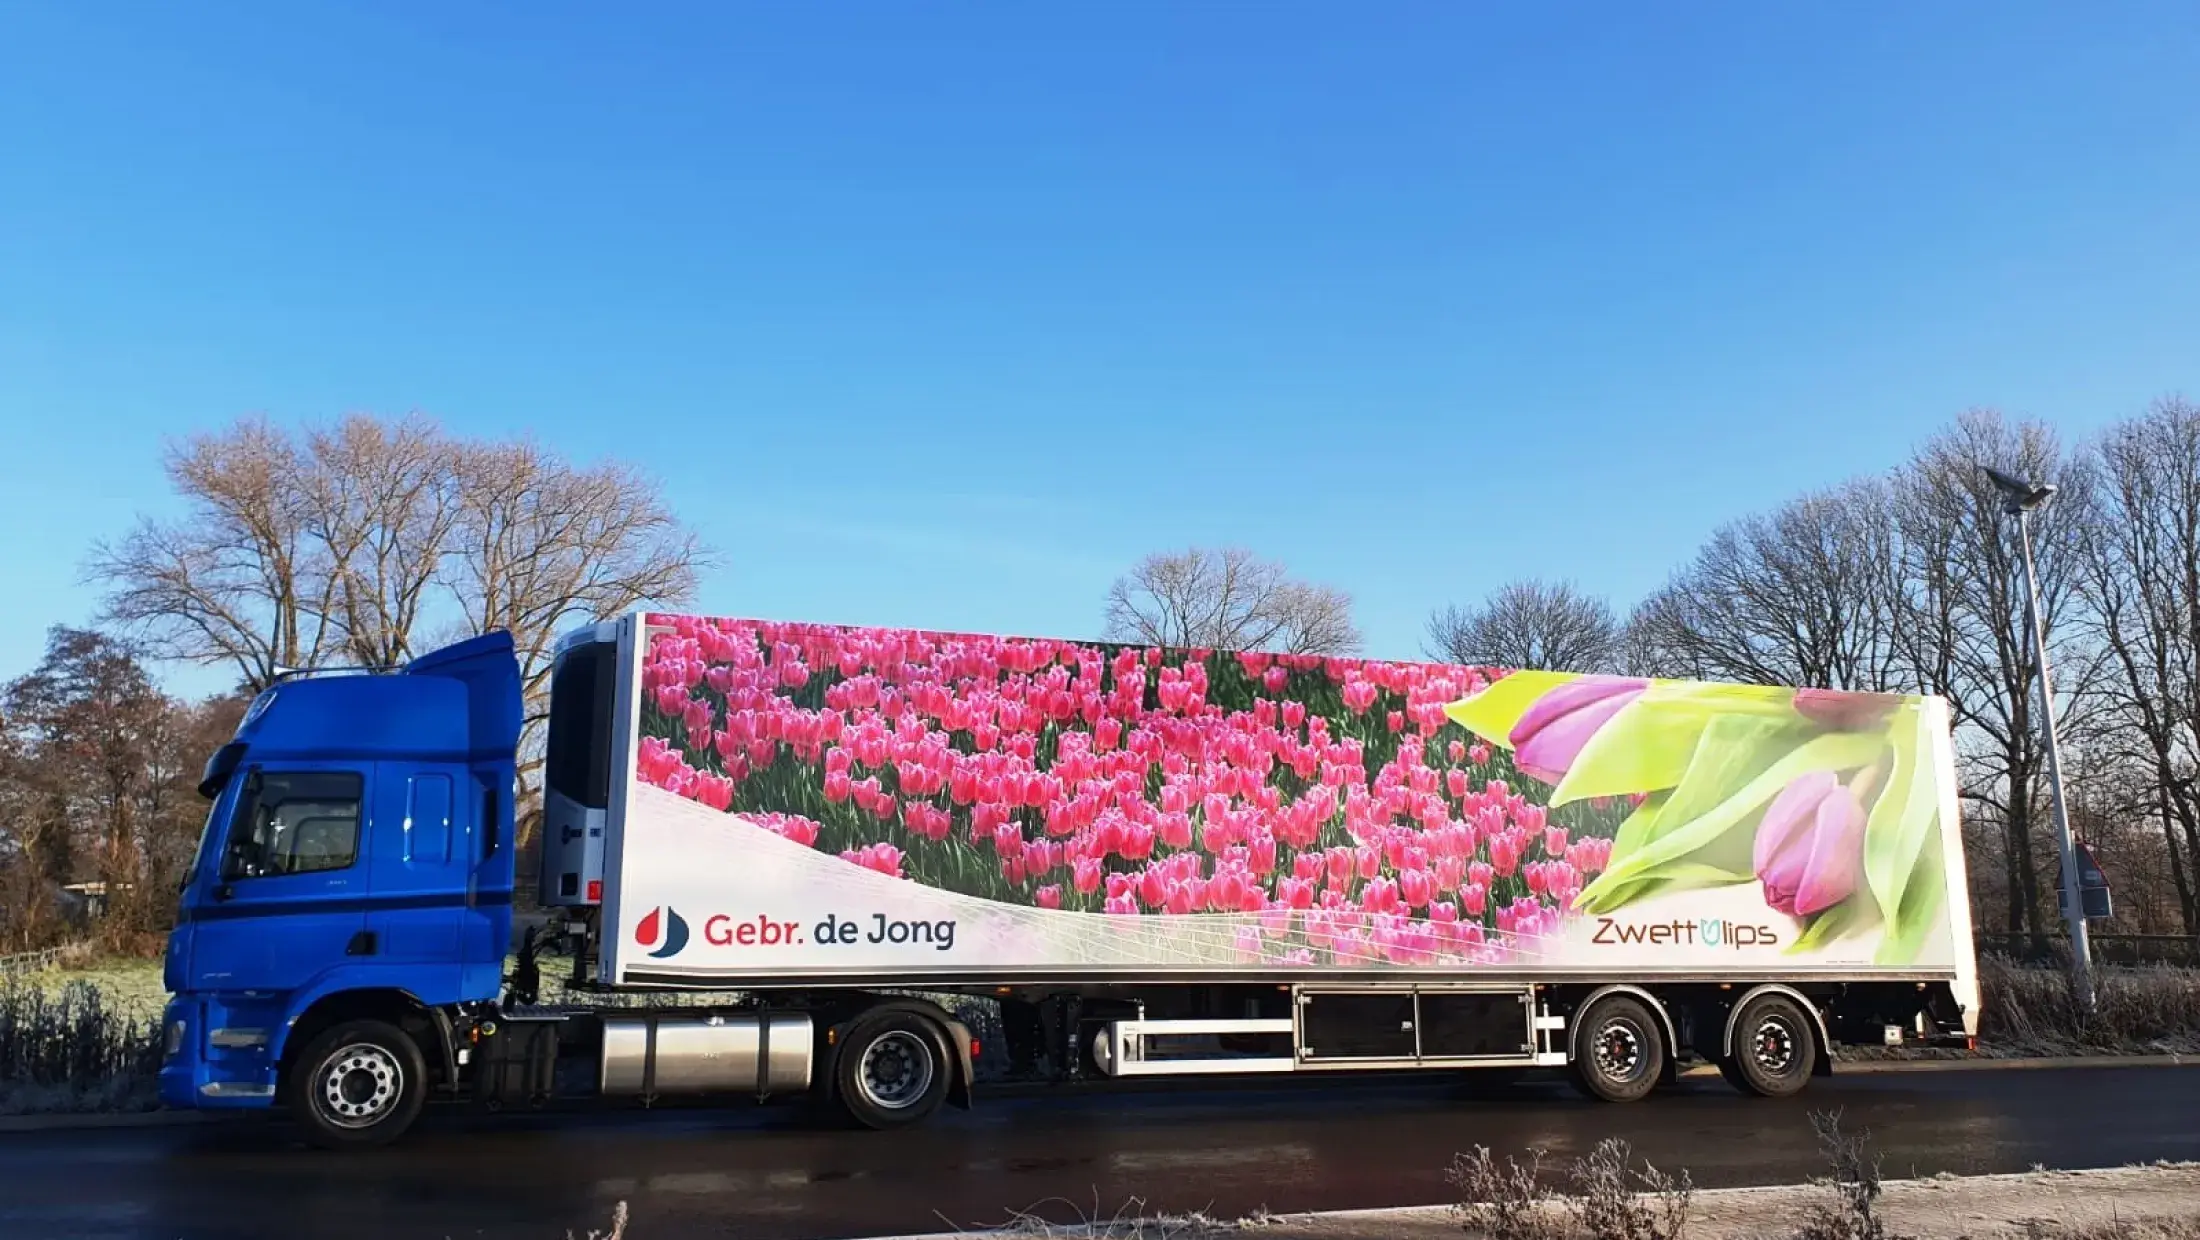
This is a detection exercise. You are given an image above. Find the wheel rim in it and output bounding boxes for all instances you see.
[1592,1017,1648,1083]
[856,1030,936,1111]
[316,1043,404,1130]
[1752,1014,1800,1076]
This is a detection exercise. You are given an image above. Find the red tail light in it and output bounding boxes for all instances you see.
[586,880,602,902]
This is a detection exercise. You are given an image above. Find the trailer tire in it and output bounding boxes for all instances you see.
[833,1012,950,1131]
[1724,994,1817,1098]
[283,1019,427,1150]
[1569,995,1664,1104]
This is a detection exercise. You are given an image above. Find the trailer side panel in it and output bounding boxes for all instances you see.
[601,614,1969,990]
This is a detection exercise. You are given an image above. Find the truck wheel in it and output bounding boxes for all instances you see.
[1569,995,1664,1103]
[284,1019,427,1150]
[834,1013,950,1130]
[1724,994,1817,1097]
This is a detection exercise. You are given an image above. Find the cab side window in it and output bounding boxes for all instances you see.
[223,772,365,880]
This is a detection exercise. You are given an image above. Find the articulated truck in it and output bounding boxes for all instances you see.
[158,611,1979,1148]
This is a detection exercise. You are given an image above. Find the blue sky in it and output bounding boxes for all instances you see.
[4,2,2196,697]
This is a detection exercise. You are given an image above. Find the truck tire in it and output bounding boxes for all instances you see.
[1569,994,1664,1103]
[833,1012,950,1130]
[1723,994,1817,1098]
[283,1019,427,1150]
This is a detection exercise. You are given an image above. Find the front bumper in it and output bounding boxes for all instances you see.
[158,996,280,1111]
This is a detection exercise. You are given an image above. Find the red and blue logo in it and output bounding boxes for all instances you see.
[634,906,690,958]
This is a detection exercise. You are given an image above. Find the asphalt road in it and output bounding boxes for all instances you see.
[2,1066,2197,1240]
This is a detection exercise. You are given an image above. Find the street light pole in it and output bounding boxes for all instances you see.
[1986,465,2095,1014]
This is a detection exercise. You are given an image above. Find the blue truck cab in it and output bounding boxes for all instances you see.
[159,632,523,1142]
[157,619,980,1150]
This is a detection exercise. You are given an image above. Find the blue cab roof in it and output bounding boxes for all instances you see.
[230,631,524,767]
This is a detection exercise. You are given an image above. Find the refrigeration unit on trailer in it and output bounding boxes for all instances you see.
[159,610,1979,1147]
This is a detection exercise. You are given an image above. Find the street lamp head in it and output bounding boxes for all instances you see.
[1981,464,2056,514]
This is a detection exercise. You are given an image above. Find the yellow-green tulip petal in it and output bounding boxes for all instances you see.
[1875,830,1948,966]
[1441,670,1579,748]
[1551,698,1816,808]
[1860,705,1939,951]
[1588,729,1890,896]
[1787,898,1871,955]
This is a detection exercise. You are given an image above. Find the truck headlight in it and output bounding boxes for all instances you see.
[164,1019,186,1059]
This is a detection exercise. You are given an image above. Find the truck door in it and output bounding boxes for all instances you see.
[359,763,472,995]
[185,767,371,993]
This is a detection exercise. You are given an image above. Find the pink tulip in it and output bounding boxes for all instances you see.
[1754,770,1868,917]
[1398,867,1435,909]
[1035,885,1063,910]
[1793,687,1902,730]
[1489,834,1521,877]
[1209,868,1250,912]
[1462,882,1488,917]
[1508,677,1648,784]
[1362,876,1402,916]
[1164,881,1199,916]
[1434,855,1466,894]
[1073,857,1104,895]
[1138,867,1167,909]
[1543,826,1569,858]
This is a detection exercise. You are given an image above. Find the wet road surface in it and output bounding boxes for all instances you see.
[2,1066,2197,1240]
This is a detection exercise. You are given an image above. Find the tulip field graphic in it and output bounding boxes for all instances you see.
[635,614,1952,970]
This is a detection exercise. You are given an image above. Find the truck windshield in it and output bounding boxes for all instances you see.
[184,797,225,890]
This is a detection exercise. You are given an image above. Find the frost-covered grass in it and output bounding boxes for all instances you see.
[1977,956,2200,1056]
[0,977,162,1115]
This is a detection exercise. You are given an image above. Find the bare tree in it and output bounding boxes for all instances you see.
[1104,547,1361,655]
[1425,579,1621,671]
[88,414,708,849]
[306,416,466,671]
[441,438,705,808]
[2073,397,2200,939]
[1892,410,2103,944]
[90,418,344,691]
[1629,479,1908,690]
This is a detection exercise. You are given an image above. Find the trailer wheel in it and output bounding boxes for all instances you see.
[833,1012,950,1130]
[1569,995,1664,1103]
[283,1019,426,1150]
[1724,994,1817,1098]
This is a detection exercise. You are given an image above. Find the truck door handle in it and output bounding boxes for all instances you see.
[346,932,378,957]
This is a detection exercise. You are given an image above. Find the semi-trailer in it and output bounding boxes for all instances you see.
[157,610,1978,1147]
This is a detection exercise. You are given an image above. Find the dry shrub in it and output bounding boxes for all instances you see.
[565,1202,629,1240]
[1980,958,2200,1055]
[1449,1145,1559,1240]
[1794,1109,1902,1240]
[1450,1140,1691,1240]
[0,980,161,1113]
[1566,1139,1693,1240]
